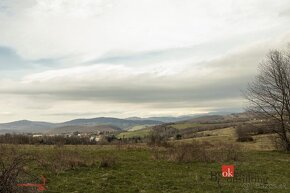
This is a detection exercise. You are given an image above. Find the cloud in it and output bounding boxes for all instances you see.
[0,0,289,61]
[43,111,122,117]
[0,0,290,121]
[1,36,289,109]
[0,46,29,70]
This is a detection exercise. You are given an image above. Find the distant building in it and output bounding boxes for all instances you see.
[89,135,102,142]
[32,134,42,138]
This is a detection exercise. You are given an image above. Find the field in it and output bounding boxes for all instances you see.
[2,137,289,193]
[1,115,290,193]
[117,128,152,138]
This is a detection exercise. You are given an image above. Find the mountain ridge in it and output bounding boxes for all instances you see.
[0,112,239,134]
[0,117,162,134]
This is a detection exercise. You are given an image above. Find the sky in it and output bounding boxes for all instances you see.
[0,0,290,122]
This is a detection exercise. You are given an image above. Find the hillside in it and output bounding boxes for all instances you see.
[62,117,162,130]
[0,120,57,134]
[120,112,256,139]
[126,112,234,123]
[0,113,250,134]
[0,117,162,134]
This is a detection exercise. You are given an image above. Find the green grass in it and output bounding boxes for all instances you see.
[9,145,290,193]
[171,123,203,130]
[118,121,234,139]
[128,125,152,131]
[117,128,152,138]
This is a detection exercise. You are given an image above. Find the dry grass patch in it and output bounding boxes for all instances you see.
[152,141,242,163]
[99,154,117,168]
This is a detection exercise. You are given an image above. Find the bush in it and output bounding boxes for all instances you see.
[99,154,117,168]
[236,125,254,142]
[175,134,182,140]
[0,145,37,193]
[146,132,168,147]
[237,136,254,142]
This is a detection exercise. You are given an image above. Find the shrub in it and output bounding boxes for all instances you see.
[237,136,254,142]
[236,125,254,142]
[175,134,182,140]
[0,145,37,193]
[146,132,168,147]
[99,154,117,168]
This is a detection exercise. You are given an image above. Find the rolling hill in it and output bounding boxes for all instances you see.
[0,113,246,134]
[62,117,162,129]
[0,120,57,134]
[0,117,163,134]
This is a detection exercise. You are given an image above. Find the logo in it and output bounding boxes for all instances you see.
[222,165,234,178]
[17,176,47,192]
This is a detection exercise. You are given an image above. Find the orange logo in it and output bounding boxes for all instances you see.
[17,176,47,192]
[222,165,234,177]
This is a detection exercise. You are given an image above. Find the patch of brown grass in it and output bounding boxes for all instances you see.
[99,154,117,168]
[151,141,242,163]
[37,147,96,174]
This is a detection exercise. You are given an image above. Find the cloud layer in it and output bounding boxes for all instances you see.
[0,0,290,122]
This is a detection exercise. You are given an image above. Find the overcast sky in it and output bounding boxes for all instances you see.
[0,0,290,122]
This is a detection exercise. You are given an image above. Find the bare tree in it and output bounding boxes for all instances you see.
[245,48,290,151]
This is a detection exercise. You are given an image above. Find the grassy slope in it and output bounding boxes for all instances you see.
[117,128,152,138]
[120,121,239,138]
[16,145,290,193]
[178,126,277,151]
[128,125,152,131]
[119,120,277,151]
[171,123,203,130]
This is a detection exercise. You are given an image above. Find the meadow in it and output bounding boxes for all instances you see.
[1,115,290,193]
[1,136,289,193]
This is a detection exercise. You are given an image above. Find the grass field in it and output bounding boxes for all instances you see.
[128,125,152,131]
[178,127,277,151]
[2,143,289,193]
[171,123,203,130]
[117,128,152,138]
[2,123,289,193]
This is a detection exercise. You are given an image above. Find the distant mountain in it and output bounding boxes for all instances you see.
[0,120,57,134]
[126,116,197,123]
[126,112,234,123]
[181,112,253,124]
[61,117,162,130]
[0,117,163,134]
[0,112,241,134]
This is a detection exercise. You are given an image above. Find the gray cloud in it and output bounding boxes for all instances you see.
[0,63,250,109]
[43,111,123,117]
[1,0,290,121]
[279,8,290,17]
[87,33,273,66]
[1,38,287,112]
[89,44,224,65]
